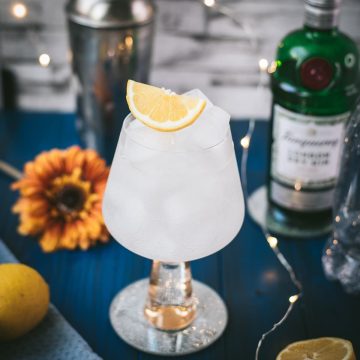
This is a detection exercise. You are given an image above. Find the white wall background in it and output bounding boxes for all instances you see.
[0,0,359,118]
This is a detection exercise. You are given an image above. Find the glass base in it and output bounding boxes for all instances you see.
[109,278,227,356]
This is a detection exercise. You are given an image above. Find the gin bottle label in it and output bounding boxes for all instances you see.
[270,104,349,211]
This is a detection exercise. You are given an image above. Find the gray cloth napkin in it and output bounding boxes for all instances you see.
[0,240,102,360]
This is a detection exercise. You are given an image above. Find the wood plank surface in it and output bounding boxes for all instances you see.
[0,112,359,360]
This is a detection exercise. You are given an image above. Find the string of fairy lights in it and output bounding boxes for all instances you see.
[240,115,303,359]
[201,0,304,358]
[238,69,303,360]
[10,2,51,67]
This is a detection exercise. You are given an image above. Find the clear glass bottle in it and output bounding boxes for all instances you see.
[267,0,359,238]
[322,100,360,294]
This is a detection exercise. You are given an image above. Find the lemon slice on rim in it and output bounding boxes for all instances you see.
[126,80,206,132]
[276,337,356,360]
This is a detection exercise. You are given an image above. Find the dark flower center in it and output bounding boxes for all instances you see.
[55,184,86,213]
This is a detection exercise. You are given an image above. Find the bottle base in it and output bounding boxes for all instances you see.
[266,204,333,238]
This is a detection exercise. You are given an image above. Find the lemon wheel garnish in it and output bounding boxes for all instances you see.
[276,337,356,360]
[126,80,206,132]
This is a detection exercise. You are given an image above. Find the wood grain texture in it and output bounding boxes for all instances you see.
[0,112,359,360]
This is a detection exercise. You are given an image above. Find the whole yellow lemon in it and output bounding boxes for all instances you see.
[0,263,50,342]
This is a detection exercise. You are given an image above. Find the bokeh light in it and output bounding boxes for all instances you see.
[12,2,28,19]
[39,53,51,67]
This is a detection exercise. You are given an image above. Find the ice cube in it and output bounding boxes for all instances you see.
[182,105,230,150]
[183,88,213,108]
[125,116,175,151]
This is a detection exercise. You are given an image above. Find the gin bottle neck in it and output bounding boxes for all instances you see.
[304,0,340,30]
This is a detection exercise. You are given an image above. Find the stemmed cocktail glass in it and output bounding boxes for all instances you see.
[103,89,244,355]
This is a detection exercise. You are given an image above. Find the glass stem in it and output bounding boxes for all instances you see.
[144,261,196,331]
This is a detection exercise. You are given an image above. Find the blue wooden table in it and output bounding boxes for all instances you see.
[0,112,359,360]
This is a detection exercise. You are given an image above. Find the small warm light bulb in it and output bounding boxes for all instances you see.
[125,35,133,49]
[67,49,73,63]
[39,53,51,67]
[267,236,278,248]
[326,248,332,256]
[240,135,250,149]
[294,182,302,191]
[333,239,338,245]
[12,2,28,18]
[268,60,277,74]
[335,215,340,223]
[204,0,216,7]
[289,295,299,304]
[258,58,269,72]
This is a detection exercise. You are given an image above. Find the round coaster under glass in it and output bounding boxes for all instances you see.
[109,278,227,356]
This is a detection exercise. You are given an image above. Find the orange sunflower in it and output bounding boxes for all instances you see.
[11,146,110,252]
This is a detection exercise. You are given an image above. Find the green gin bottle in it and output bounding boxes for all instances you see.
[267,0,359,238]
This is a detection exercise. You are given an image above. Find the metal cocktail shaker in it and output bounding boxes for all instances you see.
[66,0,155,161]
